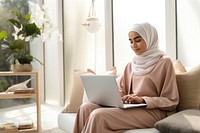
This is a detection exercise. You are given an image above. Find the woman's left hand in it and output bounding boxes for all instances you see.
[121,94,145,104]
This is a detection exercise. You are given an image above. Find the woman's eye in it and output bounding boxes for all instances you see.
[135,39,141,42]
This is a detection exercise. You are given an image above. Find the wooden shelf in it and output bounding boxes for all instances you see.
[0,71,38,76]
[18,127,37,133]
[0,93,36,99]
[0,72,41,133]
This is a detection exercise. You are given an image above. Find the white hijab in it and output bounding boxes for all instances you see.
[130,22,165,75]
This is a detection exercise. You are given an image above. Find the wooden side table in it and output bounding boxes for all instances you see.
[0,72,41,132]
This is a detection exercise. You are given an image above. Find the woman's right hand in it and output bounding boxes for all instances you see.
[122,94,145,104]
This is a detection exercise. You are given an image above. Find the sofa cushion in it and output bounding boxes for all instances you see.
[175,64,200,111]
[123,128,160,133]
[62,67,117,113]
[62,69,95,113]
[58,112,160,133]
[58,112,76,133]
[173,60,187,74]
[155,109,200,133]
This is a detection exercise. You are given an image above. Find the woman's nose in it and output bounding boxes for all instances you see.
[131,42,137,47]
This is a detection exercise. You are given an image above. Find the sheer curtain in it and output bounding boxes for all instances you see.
[63,0,106,105]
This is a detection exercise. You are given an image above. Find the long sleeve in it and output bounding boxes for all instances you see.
[117,62,133,97]
[117,56,179,112]
[142,57,179,111]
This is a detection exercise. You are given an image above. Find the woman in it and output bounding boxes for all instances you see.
[73,22,179,133]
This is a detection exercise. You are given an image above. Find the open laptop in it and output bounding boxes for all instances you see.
[80,75,147,109]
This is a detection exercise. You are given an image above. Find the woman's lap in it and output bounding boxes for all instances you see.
[77,103,166,132]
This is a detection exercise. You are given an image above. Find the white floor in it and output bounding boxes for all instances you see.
[0,103,64,132]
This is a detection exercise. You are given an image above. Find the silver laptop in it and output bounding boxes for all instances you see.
[80,75,147,109]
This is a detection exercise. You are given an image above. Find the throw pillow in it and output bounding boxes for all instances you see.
[175,64,200,111]
[155,109,200,133]
[62,69,95,113]
[173,60,187,74]
[103,66,117,77]
[82,66,117,104]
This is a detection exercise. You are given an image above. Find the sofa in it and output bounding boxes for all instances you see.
[58,61,200,133]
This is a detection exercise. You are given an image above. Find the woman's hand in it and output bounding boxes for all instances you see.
[122,94,145,104]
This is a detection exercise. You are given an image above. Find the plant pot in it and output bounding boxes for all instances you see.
[11,64,33,72]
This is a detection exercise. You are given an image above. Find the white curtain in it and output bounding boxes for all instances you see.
[63,0,106,105]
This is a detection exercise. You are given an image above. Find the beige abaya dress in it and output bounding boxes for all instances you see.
[73,56,179,133]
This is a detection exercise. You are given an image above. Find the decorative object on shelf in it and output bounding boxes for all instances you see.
[14,88,34,94]
[0,122,18,132]
[0,6,61,72]
[29,3,62,42]
[18,121,34,130]
[11,63,33,72]
[5,77,34,93]
[82,0,101,33]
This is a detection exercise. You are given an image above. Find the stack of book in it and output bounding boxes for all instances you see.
[18,121,34,130]
[0,122,18,133]
[14,88,34,94]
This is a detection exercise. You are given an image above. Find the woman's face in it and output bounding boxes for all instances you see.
[128,31,147,55]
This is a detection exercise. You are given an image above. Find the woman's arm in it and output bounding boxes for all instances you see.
[142,58,179,111]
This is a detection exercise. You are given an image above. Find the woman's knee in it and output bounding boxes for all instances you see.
[79,102,101,113]
[89,108,108,120]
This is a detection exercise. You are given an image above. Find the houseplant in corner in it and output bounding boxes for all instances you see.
[0,9,43,72]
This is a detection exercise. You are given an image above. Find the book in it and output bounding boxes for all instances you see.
[18,121,34,130]
[14,88,34,94]
[0,122,18,133]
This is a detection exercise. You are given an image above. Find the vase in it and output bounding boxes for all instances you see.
[11,64,33,72]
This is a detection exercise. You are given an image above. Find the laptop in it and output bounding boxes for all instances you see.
[80,75,147,109]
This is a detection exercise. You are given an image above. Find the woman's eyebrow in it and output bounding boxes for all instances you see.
[134,36,142,40]
[129,36,142,41]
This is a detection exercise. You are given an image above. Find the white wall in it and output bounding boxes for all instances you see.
[43,0,64,106]
[30,0,45,104]
[30,0,64,106]
[165,0,176,62]
[30,38,45,103]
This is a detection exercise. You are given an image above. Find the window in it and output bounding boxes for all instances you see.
[176,0,200,67]
[112,0,166,74]
[0,0,39,108]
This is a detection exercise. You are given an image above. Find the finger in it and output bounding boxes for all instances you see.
[122,95,128,99]
[126,96,132,101]
[122,95,129,101]
[121,97,127,103]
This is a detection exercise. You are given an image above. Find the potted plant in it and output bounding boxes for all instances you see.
[0,9,43,72]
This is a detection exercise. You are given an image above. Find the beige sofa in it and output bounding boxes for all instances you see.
[58,61,200,133]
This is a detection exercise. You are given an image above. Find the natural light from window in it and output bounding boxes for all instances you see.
[113,0,166,74]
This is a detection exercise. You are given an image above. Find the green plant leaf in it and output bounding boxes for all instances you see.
[17,30,25,36]
[8,19,21,29]
[25,23,39,36]
[18,54,33,64]
[25,14,31,21]
[0,30,7,40]
[6,54,17,65]
[36,27,41,35]
[10,10,20,17]
[9,39,27,50]
[2,9,43,65]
